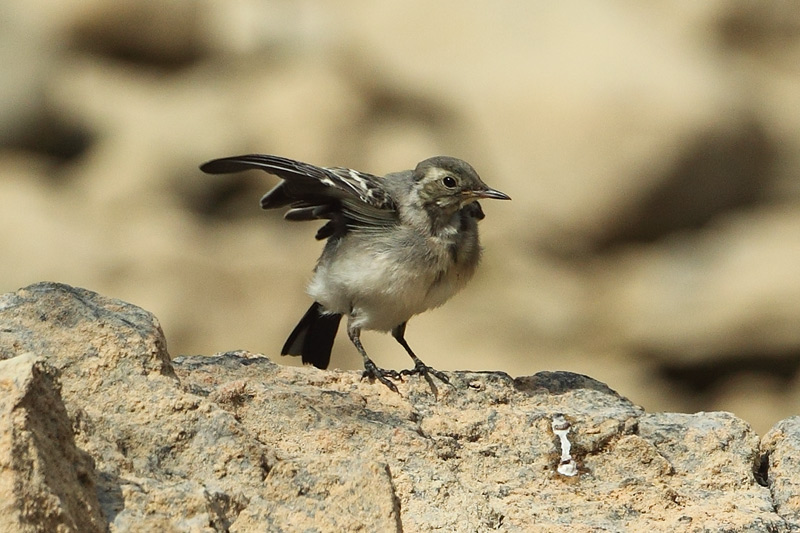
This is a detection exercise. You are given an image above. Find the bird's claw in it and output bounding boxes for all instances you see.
[400,360,450,385]
[361,360,401,393]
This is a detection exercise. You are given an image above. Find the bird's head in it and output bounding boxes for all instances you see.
[413,156,510,215]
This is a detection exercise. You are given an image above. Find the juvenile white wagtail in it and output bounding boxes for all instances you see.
[200,154,510,392]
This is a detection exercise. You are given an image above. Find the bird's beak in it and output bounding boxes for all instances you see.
[471,187,511,201]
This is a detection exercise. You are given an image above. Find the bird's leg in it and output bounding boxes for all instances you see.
[392,322,450,386]
[347,320,400,393]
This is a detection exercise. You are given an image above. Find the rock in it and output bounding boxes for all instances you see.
[0,282,797,531]
[230,459,402,533]
[1,282,272,531]
[0,353,104,533]
[761,417,800,526]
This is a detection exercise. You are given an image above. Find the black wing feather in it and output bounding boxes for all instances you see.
[200,154,399,236]
[201,154,394,208]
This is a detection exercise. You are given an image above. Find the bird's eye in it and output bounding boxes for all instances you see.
[442,176,457,188]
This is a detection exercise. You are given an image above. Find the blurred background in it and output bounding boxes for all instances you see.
[2,1,800,435]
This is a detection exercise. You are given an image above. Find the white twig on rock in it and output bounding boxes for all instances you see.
[551,414,578,477]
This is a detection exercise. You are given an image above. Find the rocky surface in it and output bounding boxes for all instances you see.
[2,282,800,532]
[0,353,104,533]
[2,1,800,436]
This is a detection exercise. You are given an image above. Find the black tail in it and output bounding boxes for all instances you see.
[281,302,342,369]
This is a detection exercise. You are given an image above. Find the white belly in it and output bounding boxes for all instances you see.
[307,226,480,331]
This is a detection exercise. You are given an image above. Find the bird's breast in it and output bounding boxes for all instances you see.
[307,221,480,331]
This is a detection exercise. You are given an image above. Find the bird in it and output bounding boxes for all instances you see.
[200,154,510,392]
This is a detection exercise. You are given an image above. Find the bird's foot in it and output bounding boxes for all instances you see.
[400,360,450,385]
[361,360,401,393]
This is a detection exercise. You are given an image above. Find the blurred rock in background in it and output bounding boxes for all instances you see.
[2,1,800,435]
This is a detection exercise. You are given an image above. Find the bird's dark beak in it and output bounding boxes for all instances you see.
[472,187,511,201]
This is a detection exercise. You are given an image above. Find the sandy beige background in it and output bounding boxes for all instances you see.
[2,1,800,434]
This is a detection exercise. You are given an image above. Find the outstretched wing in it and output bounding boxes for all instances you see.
[200,154,399,238]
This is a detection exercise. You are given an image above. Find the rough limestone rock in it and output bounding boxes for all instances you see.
[0,353,105,533]
[0,282,797,532]
[762,417,800,527]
